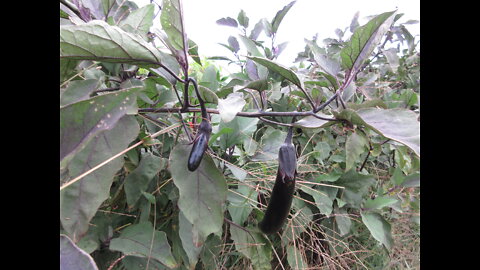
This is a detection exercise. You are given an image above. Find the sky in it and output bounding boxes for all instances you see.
[134,0,420,71]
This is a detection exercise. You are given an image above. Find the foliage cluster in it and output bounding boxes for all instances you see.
[60,0,420,269]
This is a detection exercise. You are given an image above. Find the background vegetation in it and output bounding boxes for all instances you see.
[60,0,420,269]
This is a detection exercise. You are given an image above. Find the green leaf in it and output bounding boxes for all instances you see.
[356,108,419,156]
[169,143,228,241]
[335,170,376,208]
[60,87,139,169]
[364,196,398,210]
[335,108,419,156]
[118,3,155,36]
[218,115,259,150]
[334,204,352,236]
[341,11,396,72]
[217,92,246,123]
[124,152,164,207]
[286,244,307,270]
[300,185,337,216]
[293,112,334,129]
[198,85,219,104]
[251,128,286,161]
[60,79,100,107]
[230,225,271,270]
[345,131,368,171]
[360,212,394,250]
[109,222,179,268]
[237,9,249,28]
[60,234,99,270]
[227,184,257,225]
[60,20,163,67]
[178,211,203,268]
[160,0,186,51]
[401,173,420,188]
[248,56,304,89]
[271,1,296,35]
[60,116,139,241]
[238,35,263,57]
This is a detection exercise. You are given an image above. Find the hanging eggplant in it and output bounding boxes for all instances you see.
[187,78,212,172]
[259,123,297,234]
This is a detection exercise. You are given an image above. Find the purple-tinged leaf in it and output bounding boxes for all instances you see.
[216,17,238,27]
[60,234,98,270]
[60,116,139,241]
[341,11,396,72]
[271,1,296,35]
[60,87,140,168]
[228,36,240,53]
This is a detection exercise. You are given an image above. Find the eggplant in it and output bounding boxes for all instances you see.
[259,126,297,234]
[187,119,212,171]
[186,78,212,172]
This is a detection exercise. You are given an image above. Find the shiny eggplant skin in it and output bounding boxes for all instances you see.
[187,120,212,171]
[258,170,296,234]
[259,126,297,234]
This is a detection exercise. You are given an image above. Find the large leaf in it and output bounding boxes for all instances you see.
[60,87,139,169]
[169,143,227,242]
[60,234,98,270]
[60,79,100,107]
[60,20,163,67]
[60,115,139,241]
[161,0,186,51]
[124,152,164,208]
[109,222,179,268]
[360,212,394,250]
[248,56,304,90]
[341,11,396,72]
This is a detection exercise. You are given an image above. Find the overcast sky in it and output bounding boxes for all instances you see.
[134,0,420,70]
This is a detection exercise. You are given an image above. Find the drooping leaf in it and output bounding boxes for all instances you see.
[345,131,368,171]
[60,87,139,169]
[60,234,99,270]
[160,0,186,51]
[60,20,163,67]
[248,56,304,89]
[360,212,394,250]
[341,10,396,72]
[60,116,139,241]
[124,152,164,208]
[217,92,246,123]
[178,211,203,268]
[271,1,296,35]
[109,222,179,268]
[169,143,227,242]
